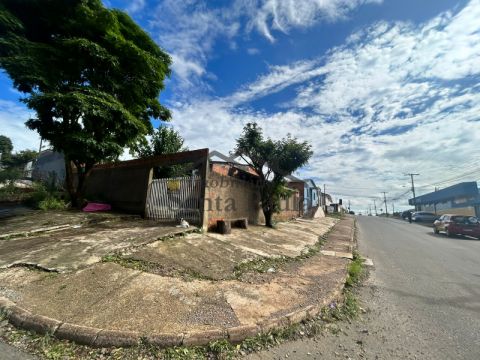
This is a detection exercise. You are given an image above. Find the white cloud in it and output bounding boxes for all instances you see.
[147,0,381,92]
[240,0,383,42]
[168,0,480,212]
[149,1,240,91]
[126,0,146,14]
[0,100,40,152]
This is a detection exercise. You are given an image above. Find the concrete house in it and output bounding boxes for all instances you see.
[31,150,65,185]
[304,179,319,216]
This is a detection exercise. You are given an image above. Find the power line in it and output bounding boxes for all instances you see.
[418,168,480,189]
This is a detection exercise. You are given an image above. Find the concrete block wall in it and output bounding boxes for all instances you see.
[205,172,263,229]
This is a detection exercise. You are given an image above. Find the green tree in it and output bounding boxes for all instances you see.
[0,135,13,164]
[134,125,189,178]
[135,125,187,158]
[4,150,38,168]
[234,123,313,227]
[0,0,171,206]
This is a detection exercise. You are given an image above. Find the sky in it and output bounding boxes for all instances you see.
[1,0,480,213]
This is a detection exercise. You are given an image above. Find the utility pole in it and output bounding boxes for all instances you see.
[368,204,372,216]
[406,173,420,211]
[392,202,395,215]
[382,192,388,216]
[323,184,326,213]
[373,200,377,216]
[348,200,351,211]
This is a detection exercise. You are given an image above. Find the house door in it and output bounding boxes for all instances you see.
[145,176,202,224]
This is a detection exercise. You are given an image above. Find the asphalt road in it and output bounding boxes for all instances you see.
[0,341,35,360]
[248,216,480,359]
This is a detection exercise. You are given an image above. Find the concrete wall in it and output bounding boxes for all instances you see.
[84,149,209,217]
[286,181,305,216]
[430,207,477,217]
[274,192,301,221]
[84,165,152,213]
[205,172,305,228]
[205,172,263,229]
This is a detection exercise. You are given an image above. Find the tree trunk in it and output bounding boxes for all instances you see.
[76,162,93,208]
[65,159,77,207]
[264,208,273,228]
[64,159,93,208]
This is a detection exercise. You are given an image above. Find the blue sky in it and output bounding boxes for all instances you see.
[1,0,480,212]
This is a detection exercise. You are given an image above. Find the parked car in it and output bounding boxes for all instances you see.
[411,211,437,223]
[401,210,412,220]
[433,215,480,238]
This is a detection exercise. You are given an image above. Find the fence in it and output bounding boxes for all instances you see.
[145,176,202,224]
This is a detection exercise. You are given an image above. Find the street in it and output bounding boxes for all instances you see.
[0,341,35,360]
[249,216,480,359]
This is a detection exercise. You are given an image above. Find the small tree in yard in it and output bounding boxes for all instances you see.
[134,125,187,158]
[0,0,171,206]
[133,125,189,178]
[234,123,313,227]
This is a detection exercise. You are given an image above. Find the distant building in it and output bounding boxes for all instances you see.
[32,150,65,185]
[409,181,480,217]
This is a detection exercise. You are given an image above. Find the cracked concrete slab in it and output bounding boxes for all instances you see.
[0,214,355,346]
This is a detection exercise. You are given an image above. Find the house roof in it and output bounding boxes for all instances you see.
[208,150,238,164]
[304,179,318,188]
[285,174,305,182]
[408,181,479,205]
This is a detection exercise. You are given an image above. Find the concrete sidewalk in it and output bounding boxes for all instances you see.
[0,216,355,348]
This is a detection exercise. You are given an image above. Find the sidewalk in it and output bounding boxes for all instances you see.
[0,216,355,348]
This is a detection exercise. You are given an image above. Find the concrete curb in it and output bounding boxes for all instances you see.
[0,281,344,349]
[0,219,354,348]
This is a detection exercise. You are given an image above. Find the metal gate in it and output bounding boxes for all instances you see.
[145,176,202,223]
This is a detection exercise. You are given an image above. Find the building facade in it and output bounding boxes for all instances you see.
[409,182,480,217]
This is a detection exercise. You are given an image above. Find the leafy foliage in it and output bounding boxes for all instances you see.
[0,134,13,162]
[134,125,187,158]
[0,0,171,205]
[234,123,313,227]
[133,125,190,178]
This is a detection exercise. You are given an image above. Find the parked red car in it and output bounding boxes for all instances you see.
[433,214,480,238]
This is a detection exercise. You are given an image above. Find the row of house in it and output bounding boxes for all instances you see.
[27,148,337,229]
[209,151,334,219]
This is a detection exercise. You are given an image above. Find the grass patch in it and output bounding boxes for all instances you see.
[38,196,67,211]
[327,212,346,220]
[345,251,365,288]
[101,254,152,272]
[101,254,214,281]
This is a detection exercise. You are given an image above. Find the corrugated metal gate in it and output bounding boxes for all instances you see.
[145,176,202,223]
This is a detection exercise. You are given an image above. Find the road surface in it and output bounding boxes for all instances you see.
[0,340,35,360]
[248,216,480,359]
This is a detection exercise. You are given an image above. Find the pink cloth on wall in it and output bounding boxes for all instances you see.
[82,202,112,212]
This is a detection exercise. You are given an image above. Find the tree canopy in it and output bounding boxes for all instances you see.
[0,135,13,162]
[0,0,171,205]
[134,125,190,178]
[134,125,187,158]
[234,123,313,227]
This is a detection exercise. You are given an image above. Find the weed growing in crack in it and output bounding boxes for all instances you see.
[345,251,365,288]
[233,230,331,278]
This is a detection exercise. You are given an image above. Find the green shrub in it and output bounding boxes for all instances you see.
[38,196,67,210]
[27,182,49,204]
[345,257,363,287]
